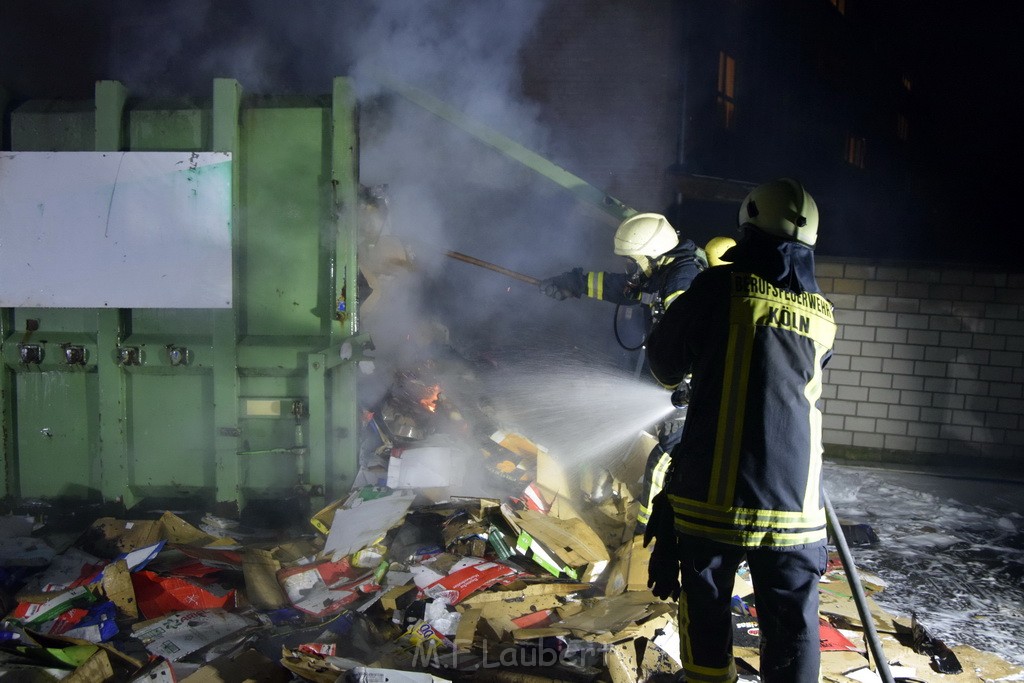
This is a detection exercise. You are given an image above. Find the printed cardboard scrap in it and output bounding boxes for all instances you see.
[277,557,379,618]
[132,609,254,662]
[350,666,451,683]
[484,431,541,492]
[279,646,350,683]
[8,585,97,627]
[506,508,610,582]
[48,600,118,642]
[820,617,861,652]
[420,558,521,605]
[17,546,104,595]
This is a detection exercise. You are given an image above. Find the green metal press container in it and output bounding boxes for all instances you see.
[0,79,363,515]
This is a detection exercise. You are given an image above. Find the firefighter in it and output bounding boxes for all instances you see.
[539,216,734,534]
[537,212,706,327]
[538,213,701,523]
[644,178,837,683]
[635,234,737,534]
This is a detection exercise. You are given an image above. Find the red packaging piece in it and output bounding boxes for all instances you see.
[421,560,520,605]
[131,570,236,620]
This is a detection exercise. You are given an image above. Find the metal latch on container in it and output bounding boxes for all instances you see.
[18,344,43,364]
[62,344,87,366]
[166,344,191,367]
[117,347,142,366]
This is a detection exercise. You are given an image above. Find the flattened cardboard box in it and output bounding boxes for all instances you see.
[506,508,610,582]
[605,535,652,596]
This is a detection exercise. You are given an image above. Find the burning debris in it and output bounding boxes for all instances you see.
[0,354,1021,682]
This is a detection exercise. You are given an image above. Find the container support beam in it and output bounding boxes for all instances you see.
[0,308,13,498]
[94,81,133,507]
[0,88,10,496]
[324,77,360,498]
[0,86,10,150]
[379,76,635,226]
[212,79,243,511]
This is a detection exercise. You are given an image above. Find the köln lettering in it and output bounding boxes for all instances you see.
[764,306,811,333]
[734,273,834,321]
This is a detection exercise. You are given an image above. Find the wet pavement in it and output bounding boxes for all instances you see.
[824,461,1024,669]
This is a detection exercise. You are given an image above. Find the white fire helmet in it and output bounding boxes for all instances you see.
[738,178,819,246]
[613,213,679,258]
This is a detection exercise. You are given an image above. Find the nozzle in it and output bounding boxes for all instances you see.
[670,387,689,408]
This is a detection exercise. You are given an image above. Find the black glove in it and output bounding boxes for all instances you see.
[538,268,585,300]
[643,490,680,600]
[655,409,686,451]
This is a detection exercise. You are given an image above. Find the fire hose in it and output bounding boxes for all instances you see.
[824,489,896,683]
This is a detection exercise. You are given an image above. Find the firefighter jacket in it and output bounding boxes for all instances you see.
[646,230,837,548]
[582,239,705,323]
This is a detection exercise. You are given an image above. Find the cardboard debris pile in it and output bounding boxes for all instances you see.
[1,363,1022,682]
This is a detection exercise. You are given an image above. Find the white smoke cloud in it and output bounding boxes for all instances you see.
[100,0,634,382]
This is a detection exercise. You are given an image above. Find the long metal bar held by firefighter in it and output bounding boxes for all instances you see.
[445,250,539,286]
[377,76,636,226]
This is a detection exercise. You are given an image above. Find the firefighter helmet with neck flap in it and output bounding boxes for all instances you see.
[738,178,819,247]
[614,213,679,276]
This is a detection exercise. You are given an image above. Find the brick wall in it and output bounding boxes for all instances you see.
[816,259,1024,472]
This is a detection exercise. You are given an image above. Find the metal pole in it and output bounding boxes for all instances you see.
[444,250,540,286]
[823,490,895,683]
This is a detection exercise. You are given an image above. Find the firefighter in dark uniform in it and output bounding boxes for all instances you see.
[644,179,837,683]
[539,214,733,532]
[629,233,736,533]
[538,212,706,326]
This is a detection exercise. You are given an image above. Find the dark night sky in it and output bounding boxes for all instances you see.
[1,1,1020,269]
[882,4,1021,267]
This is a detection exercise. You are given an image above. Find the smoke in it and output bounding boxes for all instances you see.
[94,0,643,395]
[344,1,630,389]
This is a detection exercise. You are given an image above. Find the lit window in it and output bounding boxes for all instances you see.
[897,114,909,141]
[717,51,737,129]
[844,135,866,168]
[830,0,846,15]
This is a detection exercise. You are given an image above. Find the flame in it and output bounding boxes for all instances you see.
[420,384,441,412]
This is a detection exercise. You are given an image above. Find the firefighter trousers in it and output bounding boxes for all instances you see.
[675,534,827,683]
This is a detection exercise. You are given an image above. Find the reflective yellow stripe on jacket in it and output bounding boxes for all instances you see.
[672,272,835,548]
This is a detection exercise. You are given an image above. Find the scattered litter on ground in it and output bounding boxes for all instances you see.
[2,357,1021,681]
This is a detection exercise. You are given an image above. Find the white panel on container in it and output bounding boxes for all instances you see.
[0,151,232,308]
